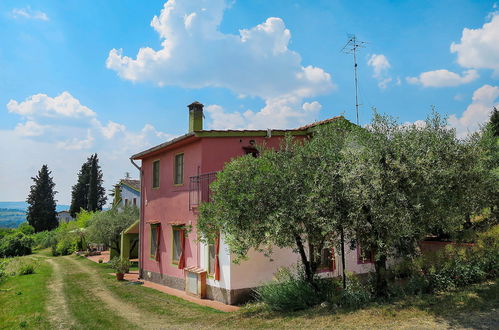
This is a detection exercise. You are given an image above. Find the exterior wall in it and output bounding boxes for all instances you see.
[120,185,140,209]
[140,135,287,286]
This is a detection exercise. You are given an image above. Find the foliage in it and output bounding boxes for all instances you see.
[253,266,336,311]
[109,257,131,274]
[33,230,57,249]
[4,258,38,276]
[26,164,58,232]
[87,206,139,255]
[403,226,498,294]
[489,106,499,137]
[50,210,95,256]
[0,232,33,257]
[0,259,8,283]
[199,119,357,286]
[339,111,489,296]
[338,274,373,308]
[17,223,35,235]
[69,154,107,217]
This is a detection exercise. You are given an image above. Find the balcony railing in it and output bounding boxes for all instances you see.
[189,172,217,210]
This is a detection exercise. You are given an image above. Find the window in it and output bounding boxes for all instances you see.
[318,247,336,272]
[152,160,160,188]
[150,224,160,260]
[208,242,216,276]
[174,154,184,185]
[172,226,184,265]
[124,199,128,206]
[357,245,374,264]
[133,198,137,206]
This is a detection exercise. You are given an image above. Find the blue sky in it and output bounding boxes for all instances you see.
[0,0,498,204]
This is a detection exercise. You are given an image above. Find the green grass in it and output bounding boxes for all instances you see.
[77,255,499,329]
[0,256,52,329]
[1,251,498,329]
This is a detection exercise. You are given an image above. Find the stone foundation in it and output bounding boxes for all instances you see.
[140,268,255,305]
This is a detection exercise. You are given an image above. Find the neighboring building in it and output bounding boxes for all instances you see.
[113,179,141,210]
[112,179,141,261]
[131,101,375,305]
[57,210,73,224]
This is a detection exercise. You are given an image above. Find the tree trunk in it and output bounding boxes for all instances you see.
[340,226,346,289]
[374,254,388,298]
[294,234,318,290]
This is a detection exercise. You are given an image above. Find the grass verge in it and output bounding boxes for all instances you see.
[0,256,52,329]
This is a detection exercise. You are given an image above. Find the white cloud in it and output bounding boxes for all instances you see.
[14,120,48,137]
[106,0,334,129]
[448,84,499,138]
[57,130,95,150]
[367,54,392,89]
[10,7,49,21]
[3,92,174,204]
[7,92,96,119]
[450,13,499,76]
[406,69,479,87]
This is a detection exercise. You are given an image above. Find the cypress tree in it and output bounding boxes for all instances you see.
[87,154,107,212]
[26,165,58,232]
[69,160,90,217]
[69,154,107,217]
[489,106,499,137]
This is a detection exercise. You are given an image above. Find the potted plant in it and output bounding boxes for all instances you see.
[109,257,131,281]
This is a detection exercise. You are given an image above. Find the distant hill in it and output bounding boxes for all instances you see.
[0,202,70,228]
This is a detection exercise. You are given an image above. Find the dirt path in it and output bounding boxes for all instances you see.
[45,258,77,329]
[63,256,174,330]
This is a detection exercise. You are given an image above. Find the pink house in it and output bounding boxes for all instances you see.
[131,102,375,305]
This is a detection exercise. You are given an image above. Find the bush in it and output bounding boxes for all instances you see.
[338,274,373,308]
[0,233,33,257]
[254,267,325,311]
[0,259,9,282]
[401,227,499,295]
[4,258,38,276]
[109,257,131,274]
[33,230,57,249]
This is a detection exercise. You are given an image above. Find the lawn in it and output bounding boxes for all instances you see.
[0,251,497,329]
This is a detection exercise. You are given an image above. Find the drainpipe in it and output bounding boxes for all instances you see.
[130,158,143,279]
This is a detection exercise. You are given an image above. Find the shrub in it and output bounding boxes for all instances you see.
[0,259,9,282]
[0,233,33,257]
[109,257,131,274]
[4,258,38,276]
[338,274,373,308]
[98,258,103,264]
[33,230,57,249]
[253,267,323,311]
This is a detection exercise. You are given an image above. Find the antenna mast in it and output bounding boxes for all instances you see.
[341,34,367,125]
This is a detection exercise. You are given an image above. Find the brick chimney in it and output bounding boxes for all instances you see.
[188,101,204,132]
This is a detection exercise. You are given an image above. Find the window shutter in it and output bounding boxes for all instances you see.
[214,233,221,281]
[155,224,161,261]
[178,229,186,269]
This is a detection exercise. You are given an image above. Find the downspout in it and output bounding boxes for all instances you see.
[130,158,143,279]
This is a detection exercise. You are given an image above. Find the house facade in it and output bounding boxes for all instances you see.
[115,179,141,210]
[131,102,375,305]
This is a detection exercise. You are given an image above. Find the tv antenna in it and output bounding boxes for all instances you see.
[341,34,367,125]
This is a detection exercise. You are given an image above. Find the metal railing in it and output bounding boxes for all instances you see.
[189,172,217,210]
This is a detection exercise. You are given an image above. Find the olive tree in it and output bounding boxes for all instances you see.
[340,112,485,296]
[198,124,352,287]
[87,206,139,256]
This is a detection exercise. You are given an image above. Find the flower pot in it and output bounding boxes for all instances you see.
[116,273,125,281]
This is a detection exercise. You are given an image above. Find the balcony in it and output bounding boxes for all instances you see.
[189,172,217,210]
